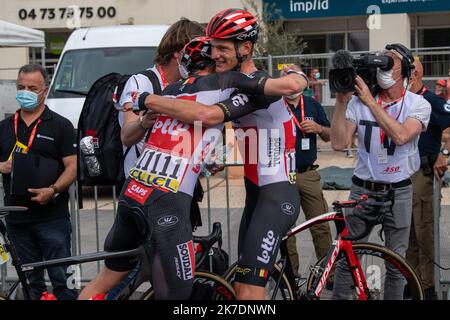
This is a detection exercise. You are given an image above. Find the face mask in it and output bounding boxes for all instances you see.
[177,59,189,79]
[314,73,321,79]
[376,68,397,89]
[286,91,302,100]
[16,90,40,110]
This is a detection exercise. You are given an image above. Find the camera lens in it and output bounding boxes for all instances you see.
[338,74,353,88]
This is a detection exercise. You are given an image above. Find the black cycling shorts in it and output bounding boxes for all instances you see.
[235,179,300,287]
[104,178,195,299]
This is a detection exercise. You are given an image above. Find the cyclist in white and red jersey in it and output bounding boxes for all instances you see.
[140,9,310,300]
[79,36,307,300]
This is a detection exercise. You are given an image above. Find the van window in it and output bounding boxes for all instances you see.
[48,47,156,98]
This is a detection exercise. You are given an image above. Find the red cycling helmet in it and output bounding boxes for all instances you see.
[180,36,214,74]
[206,8,259,43]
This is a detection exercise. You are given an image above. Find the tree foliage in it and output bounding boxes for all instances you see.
[241,0,305,56]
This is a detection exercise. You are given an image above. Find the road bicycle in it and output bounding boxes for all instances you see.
[224,195,424,300]
[0,206,234,300]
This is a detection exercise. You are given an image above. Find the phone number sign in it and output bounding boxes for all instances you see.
[18,6,116,20]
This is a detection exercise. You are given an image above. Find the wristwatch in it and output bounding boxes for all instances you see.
[441,148,450,157]
[49,184,59,198]
[139,115,147,130]
[286,69,309,86]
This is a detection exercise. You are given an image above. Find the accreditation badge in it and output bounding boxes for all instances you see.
[301,138,310,151]
[8,141,29,160]
[377,146,388,164]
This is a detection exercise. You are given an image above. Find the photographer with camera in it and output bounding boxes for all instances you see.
[330,44,431,299]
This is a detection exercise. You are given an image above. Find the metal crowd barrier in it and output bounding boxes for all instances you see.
[1,157,449,297]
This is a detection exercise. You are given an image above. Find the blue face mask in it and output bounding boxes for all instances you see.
[315,72,321,79]
[16,90,40,110]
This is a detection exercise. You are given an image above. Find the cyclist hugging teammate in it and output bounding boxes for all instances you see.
[80,8,309,300]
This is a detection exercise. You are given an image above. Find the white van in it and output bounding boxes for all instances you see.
[46,24,169,128]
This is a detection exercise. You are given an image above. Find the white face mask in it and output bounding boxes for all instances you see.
[376,68,396,89]
[177,59,189,79]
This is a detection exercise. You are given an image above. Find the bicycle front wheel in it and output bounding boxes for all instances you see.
[306,242,424,300]
[140,271,236,300]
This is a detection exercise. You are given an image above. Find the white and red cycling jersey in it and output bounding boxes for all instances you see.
[231,73,296,187]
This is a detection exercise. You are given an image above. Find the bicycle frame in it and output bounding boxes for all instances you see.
[277,205,371,300]
[0,212,226,300]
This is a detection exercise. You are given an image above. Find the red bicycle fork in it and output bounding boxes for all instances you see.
[313,227,370,300]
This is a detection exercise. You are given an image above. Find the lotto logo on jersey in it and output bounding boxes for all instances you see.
[177,241,195,280]
[129,168,180,193]
[256,230,279,264]
[124,180,152,205]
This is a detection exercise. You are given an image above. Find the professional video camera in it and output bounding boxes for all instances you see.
[329,50,394,96]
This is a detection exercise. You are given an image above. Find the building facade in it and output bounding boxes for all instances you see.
[1,0,449,80]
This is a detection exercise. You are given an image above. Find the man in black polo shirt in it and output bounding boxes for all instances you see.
[406,58,450,299]
[0,64,78,300]
[283,85,333,277]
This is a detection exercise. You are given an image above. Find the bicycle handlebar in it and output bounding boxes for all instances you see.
[333,195,391,242]
[193,222,222,248]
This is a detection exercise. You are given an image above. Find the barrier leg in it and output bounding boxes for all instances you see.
[434,176,442,299]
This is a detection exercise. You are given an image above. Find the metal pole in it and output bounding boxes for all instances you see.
[0,178,6,292]
[41,47,46,68]
[206,176,211,234]
[268,55,273,77]
[434,176,442,299]
[206,176,212,272]
[0,264,6,293]
[94,186,100,272]
[74,181,83,279]
[69,184,78,257]
[112,185,117,217]
[225,167,231,255]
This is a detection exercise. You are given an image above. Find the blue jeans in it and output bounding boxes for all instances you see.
[6,218,78,300]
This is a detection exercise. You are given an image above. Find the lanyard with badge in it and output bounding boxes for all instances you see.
[8,111,41,160]
[156,65,169,89]
[376,89,405,164]
[285,96,310,151]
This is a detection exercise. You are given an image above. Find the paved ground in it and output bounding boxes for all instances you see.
[2,143,450,297]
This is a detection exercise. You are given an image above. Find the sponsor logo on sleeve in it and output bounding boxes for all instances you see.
[235,266,252,276]
[124,180,152,205]
[281,203,295,215]
[177,240,195,280]
[157,215,179,227]
[444,103,450,113]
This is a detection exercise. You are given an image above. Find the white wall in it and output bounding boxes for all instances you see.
[0,47,28,80]
[369,13,411,51]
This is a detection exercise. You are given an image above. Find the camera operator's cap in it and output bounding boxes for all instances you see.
[436,79,447,87]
